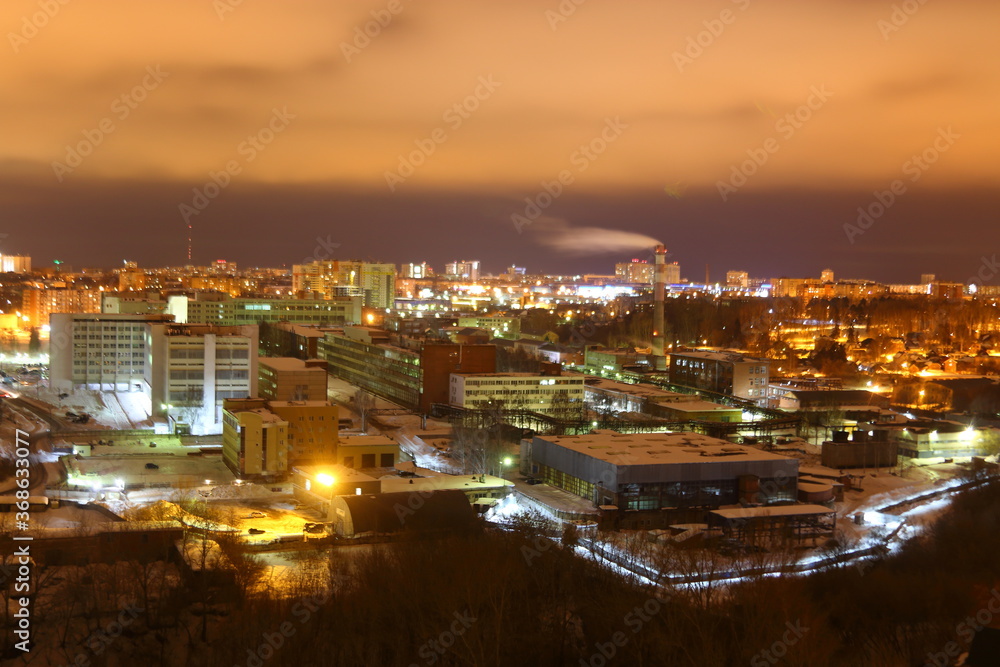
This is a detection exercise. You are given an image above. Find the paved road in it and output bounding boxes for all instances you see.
[0,398,53,495]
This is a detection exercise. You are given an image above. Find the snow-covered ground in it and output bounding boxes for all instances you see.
[30,383,153,430]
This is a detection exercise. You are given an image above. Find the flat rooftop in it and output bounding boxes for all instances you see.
[710,504,835,520]
[259,357,325,371]
[580,375,690,401]
[452,372,581,379]
[672,350,764,363]
[267,400,331,408]
[535,431,794,467]
[380,473,512,495]
[338,435,397,448]
[660,400,742,413]
[294,464,378,484]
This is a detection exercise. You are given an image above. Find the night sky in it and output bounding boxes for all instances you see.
[2,0,997,282]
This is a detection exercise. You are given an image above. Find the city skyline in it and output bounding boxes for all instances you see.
[1,1,997,282]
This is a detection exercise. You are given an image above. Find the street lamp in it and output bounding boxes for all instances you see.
[499,457,512,479]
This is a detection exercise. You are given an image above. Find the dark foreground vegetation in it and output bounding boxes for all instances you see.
[6,482,1000,665]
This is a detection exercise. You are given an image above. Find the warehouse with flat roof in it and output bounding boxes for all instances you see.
[526,430,798,510]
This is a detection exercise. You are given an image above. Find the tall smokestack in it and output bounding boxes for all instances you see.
[652,244,666,361]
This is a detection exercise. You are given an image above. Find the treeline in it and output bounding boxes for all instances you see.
[11,481,1000,665]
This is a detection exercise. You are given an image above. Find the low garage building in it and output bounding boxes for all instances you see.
[331,489,476,537]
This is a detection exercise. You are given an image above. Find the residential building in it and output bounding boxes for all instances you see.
[292,260,396,310]
[0,255,31,274]
[615,260,654,284]
[444,260,480,281]
[22,287,103,329]
[726,271,749,289]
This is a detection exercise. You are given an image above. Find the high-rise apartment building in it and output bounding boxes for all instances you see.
[444,260,480,281]
[615,260,654,284]
[726,271,749,289]
[292,260,396,310]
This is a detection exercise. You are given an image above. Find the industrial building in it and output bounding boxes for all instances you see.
[258,357,328,402]
[449,372,585,415]
[526,431,798,510]
[707,505,836,545]
[50,314,258,435]
[222,400,288,479]
[292,464,510,529]
[668,350,770,404]
[166,293,362,327]
[871,420,983,459]
[318,326,495,412]
[222,397,342,477]
[49,313,174,392]
[821,430,898,469]
[146,323,258,434]
[583,376,743,423]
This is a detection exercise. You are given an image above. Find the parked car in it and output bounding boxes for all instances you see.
[248,528,265,535]
[144,463,159,470]
[245,511,266,519]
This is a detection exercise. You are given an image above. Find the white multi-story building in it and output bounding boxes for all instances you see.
[50,313,174,392]
[146,323,258,435]
[449,372,585,415]
[0,254,31,274]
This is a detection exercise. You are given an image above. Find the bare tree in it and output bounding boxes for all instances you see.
[353,388,375,433]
